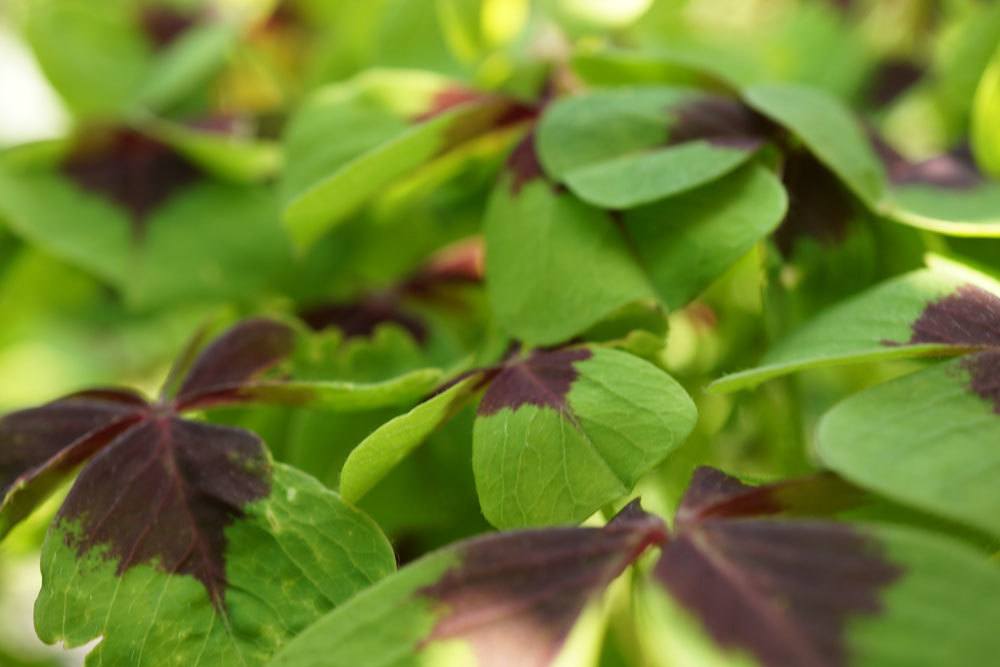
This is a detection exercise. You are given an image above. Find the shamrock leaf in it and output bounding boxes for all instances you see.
[537,88,774,209]
[342,344,696,529]
[0,318,406,665]
[268,502,667,667]
[646,468,1000,667]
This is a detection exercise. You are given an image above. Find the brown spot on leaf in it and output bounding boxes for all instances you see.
[870,134,983,189]
[656,468,901,667]
[506,131,546,196]
[904,285,1000,412]
[138,5,199,50]
[655,519,901,667]
[413,88,491,123]
[58,417,269,607]
[477,347,592,416]
[420,501,666,667]
[866,59,924,108]
[667,96,775,151]
[774,150,855,255]
[61,129,200,231]
[908,284,1000,348]
[299,296,428,345]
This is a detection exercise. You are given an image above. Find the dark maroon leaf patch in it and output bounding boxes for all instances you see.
[61,129,200,230]
[420,501,666,667]
[299,238,484,345]
[138,5,199,50]
[505,131,547,196]
[59,418,268,606]
[477,347,592,416]
[667,97,775,151]
[0,319,302,604]
[865,59,924,109]
[774,150,855,255]
[901,284,1000,412]
[655,468,901,667]
[870,134,983,189]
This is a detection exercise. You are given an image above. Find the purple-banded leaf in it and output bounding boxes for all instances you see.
[281,71,536,249]
[772,149,857,256]
[537,87,773,209]
[7,319,399,664]
[0,390,145,537]
[647,467,1000,667]
[269,502,667,667]
[60,128,200,230]
[0,318,438,538]
[709,268,983,392]
[818,353,1000,537]
[473,346,696,528]
[174,318,296,409]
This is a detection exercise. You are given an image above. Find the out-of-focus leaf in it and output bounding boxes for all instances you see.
[743,83,886,206]
[537,88,772,209]
[973,49,1000,178]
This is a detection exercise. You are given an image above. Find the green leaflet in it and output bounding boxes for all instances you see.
[281,70,531,249]
[144,118,282,184]
[743,83,886,206]
[125,183,294,309]
[623,164,786,309]
[818,358,1000,537]
[881,184,1000,237]
[35,463,396,667]
[486,162,786,344]
[473,347,696,528]
[340,375,481,504]
[641,521,1000,667]
[484,171,654,346]
[537,87,757,209]
[133,23,237,112]
[0,165,132,285]
[23,0,234,118]
[570,45,766,90]
[710,269,972,393]
[973,48,1000,179]
[24,0,152,117]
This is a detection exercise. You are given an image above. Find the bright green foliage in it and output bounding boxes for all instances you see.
[973,49,1000,179]
[484,171,654,345]
[340,375,480,503]
[473,348,695,528]
[622,164,786,309]
[35,464,395,667]
[819,360,1000,537]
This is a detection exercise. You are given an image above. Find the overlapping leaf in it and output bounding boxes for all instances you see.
[0,318,437,538]
[816,278,1000,536]
[281,70,536,248]
[645,468,1000,667]
[268,502,667,667]
[485,133,786,344]
[0,318,413,664]
[0,127,293,307]
[342,343,696,529]
[710,268,978,392]
[537,87,773,208]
